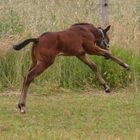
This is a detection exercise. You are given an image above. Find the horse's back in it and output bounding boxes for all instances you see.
[35,24,96,56]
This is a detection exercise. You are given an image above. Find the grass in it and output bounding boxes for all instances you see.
[0,0,139,91]
[0,46,140,92]
[0,89,140,140]
[0,0,140,52]
[0,10,24,38]
[0,1,139,139]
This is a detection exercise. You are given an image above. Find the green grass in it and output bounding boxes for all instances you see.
[0,0,139,91]
[0,89,139,140]
[0,1,139,139]
[0,46,140,92]
[0,10,24,37]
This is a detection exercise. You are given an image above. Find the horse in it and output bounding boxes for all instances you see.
[13,23,130,113]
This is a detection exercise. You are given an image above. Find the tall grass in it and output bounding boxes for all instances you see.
[0,10,24,38]
[0,0,139,50]
[0,0,140,91]
[0,46,139,92]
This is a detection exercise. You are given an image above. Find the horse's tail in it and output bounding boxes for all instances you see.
[13,38,38,51]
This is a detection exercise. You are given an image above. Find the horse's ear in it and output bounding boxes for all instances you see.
[104,25,111,33]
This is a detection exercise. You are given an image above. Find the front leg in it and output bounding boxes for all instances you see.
[103,52,130,70]
[77,54,111,92]
[93,46,130,70]
[108,54,130,70]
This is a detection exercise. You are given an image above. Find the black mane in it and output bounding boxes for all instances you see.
[71,23,93,27]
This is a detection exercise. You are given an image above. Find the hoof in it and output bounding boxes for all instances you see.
[124,64,130,70]
[18,103,26,114]
[20,108,26,114]
[105,88,111,93]
[104,85,111,93]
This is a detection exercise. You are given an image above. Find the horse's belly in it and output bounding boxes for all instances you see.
[59,45,85,56]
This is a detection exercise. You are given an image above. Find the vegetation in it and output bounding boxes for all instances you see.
[0,0,139,91]
[0,0,139,52]
[0,46,140,92]
[0,0,140,139]
[0,89,140,140]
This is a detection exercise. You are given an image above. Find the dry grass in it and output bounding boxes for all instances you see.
[0,0,139,53]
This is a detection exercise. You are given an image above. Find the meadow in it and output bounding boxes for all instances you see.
[0,89,140,140]
[0,0,140,139]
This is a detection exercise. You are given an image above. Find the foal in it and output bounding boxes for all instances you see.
[13,23,130,113]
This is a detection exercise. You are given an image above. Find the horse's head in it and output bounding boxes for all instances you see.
[97,25,111,50]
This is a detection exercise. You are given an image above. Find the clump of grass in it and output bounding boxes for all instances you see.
[0,46,139,92]
[0,10,24,37]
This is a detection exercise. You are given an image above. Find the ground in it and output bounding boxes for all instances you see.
[0,88,140,140]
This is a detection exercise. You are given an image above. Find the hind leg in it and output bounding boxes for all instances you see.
[29,46,37,71]
[18,59,55,113]
[20,47,37,98]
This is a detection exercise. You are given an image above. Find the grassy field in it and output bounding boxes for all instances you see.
[0,0,140,52]
[0,0,140,139]
[0,88,140,140]
[0,0,139,91]
[0,46,140,92]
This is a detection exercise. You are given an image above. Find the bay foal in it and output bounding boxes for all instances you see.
[13,23,130,113]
